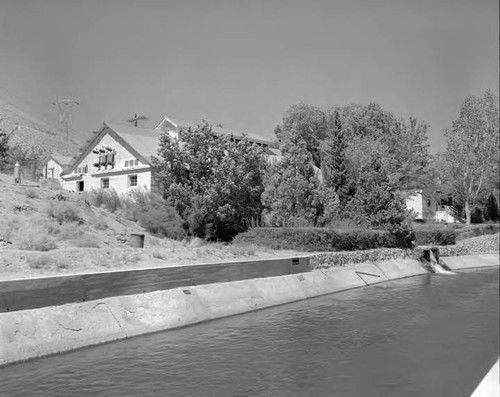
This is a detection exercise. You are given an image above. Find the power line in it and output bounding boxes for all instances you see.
[52,98,79,140]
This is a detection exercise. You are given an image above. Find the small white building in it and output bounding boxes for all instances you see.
[405,190,460,223]
[44,154,74,182]
[405,190,437,220]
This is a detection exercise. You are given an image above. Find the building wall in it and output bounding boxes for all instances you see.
[406,191,438,220]
[61,133,152,194]
[44,159,65,182]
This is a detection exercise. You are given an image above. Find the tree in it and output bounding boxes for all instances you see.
[340,103,431,191]
[261,135,339,227]
[320,110,352,205]
[0,129,8,164]
[343,157,413,245]
[275,103,329,168]
[444,91,499,224]
[484,193,499,222]
[151,122,265,241]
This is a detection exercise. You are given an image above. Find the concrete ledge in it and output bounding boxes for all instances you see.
[0,260,429,367]
[440,253,499,270]
[471,359,499,397]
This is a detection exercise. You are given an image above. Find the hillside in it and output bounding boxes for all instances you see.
[0,173,301,281]
[0,98,81,158]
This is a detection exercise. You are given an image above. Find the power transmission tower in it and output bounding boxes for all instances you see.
[127,113,148,127]
[52,98,79,140]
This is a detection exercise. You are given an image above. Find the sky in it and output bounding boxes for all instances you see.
[0,0,498,152]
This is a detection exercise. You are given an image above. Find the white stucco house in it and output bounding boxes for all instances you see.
[43,154,74,182]
[59,117,279,194]
[405,190,460,223]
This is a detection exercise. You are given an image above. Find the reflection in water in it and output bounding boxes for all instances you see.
[0,268,498,397]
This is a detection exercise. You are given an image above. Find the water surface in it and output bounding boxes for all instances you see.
[1,267,498,397]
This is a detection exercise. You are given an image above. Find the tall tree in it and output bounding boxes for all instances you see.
[443,91,499,224]
[320,110,351,205]
[262,135,338,227]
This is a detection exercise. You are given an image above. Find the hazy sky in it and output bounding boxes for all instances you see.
[0,0,498,151]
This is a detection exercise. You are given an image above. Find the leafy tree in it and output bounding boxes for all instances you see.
[151,122,265,241]
[443,91,499,224]
[275,103,329,168]
[343,157,413,246]
[340,103,431,191]
[261,136,339,227]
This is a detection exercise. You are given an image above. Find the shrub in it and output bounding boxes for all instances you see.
[414,229,456,246]
[57,223,83,240]
[229,243,256,256]
[90,188,122,213]
[27,254,53,269]
[70,233,101,248]
[40,178,62,190]
[138,206,186,240]
[93,219,108,230]
[25,188,39,199]
[45,201,81,224]
[152,250,166,259]
[234,227,403,252]
[413,223,500,245]
[18,229,57,251]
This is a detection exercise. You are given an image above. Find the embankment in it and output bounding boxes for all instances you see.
[1,253,498,367]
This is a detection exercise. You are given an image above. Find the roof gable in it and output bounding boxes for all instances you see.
[61,123,160,176]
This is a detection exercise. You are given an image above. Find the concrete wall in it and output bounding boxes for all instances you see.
[61,133,151,193]
[0,259,428,366]
[441,254,499,270]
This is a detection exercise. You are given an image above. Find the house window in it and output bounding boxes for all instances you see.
[125,160,129,167]
[134,159,139,166]
[128,175,138,187]
[101,178,110,189]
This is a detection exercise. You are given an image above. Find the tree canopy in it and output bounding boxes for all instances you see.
[443,91,499,224]
[151,122,265,241]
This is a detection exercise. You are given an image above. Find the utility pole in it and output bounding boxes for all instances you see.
[127,113,148,127]
[52,98,79,140]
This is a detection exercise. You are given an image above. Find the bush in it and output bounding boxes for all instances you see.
[40,178,62,190]
[414,229,456,246]
[45,201,81,224]
[90,188,122,213]
[25,188,39,199]
[234,227,404,252]
[138,206,186,240]
[414,223,500,245]
[18,229,57,251]
[70,233,101,248]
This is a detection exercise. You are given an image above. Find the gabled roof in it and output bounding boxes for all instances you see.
[61,122,160,176]
[156,115,276,147]
[105,122,160,162]
[50,154,74,167]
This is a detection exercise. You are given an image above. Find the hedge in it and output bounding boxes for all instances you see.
[234,227,406,252]
[414,223,500,246]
